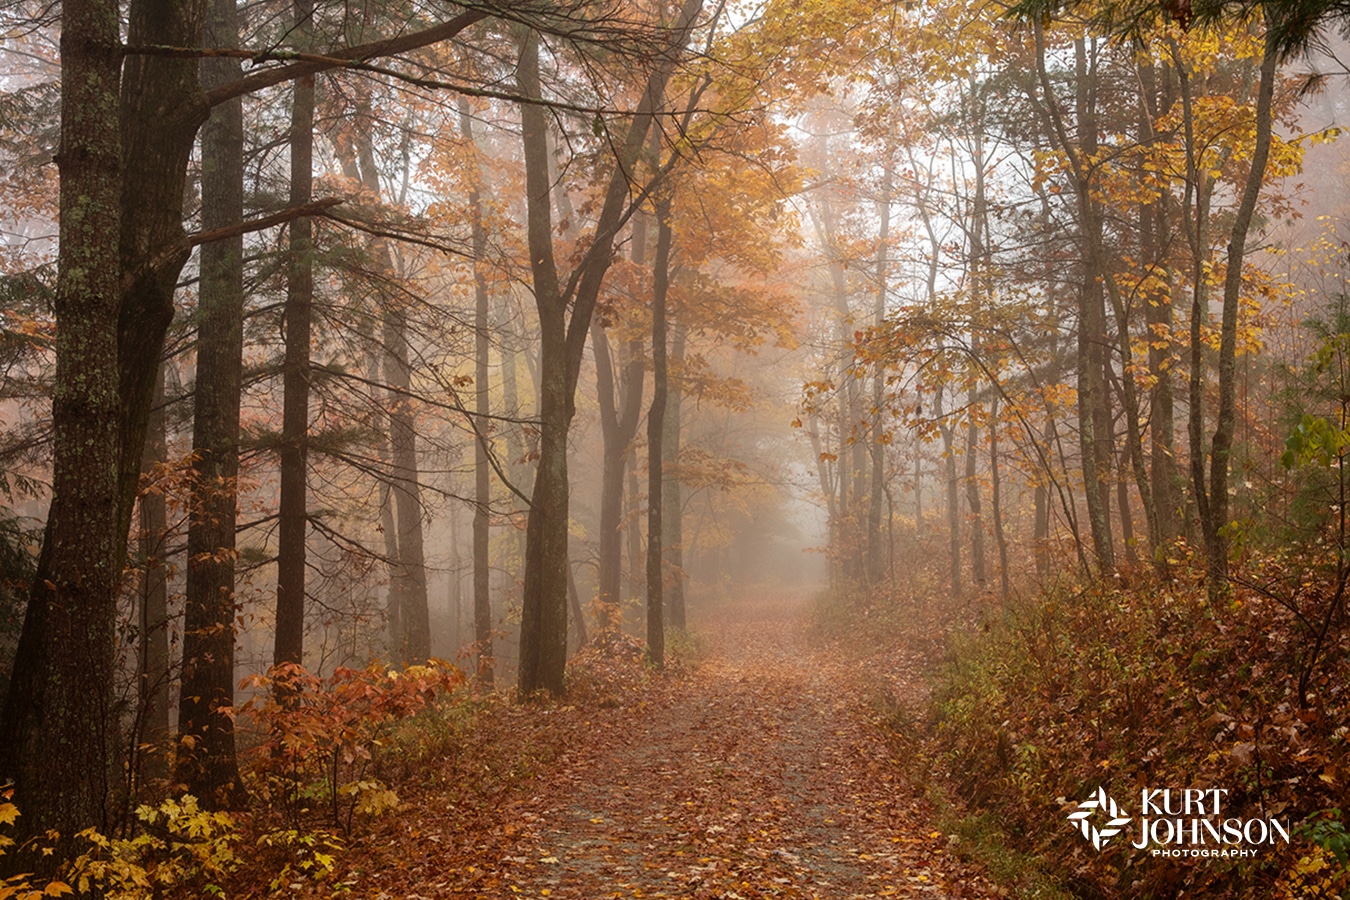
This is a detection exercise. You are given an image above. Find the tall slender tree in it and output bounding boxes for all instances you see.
[515,0,703,695]
[275,0,315,669]
[178,0,246,805]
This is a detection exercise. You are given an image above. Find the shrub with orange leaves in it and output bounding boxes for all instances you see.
[241,659,465,831]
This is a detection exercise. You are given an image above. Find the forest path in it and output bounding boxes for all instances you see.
[355,592,1000,899]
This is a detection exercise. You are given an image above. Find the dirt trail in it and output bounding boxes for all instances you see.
[360,593,999,899]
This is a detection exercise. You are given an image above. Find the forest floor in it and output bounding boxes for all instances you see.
[326,591,1003,900]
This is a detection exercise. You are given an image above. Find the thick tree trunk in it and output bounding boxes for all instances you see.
[115,0,209,554]
[178,0,245,806]
[274,0,314,669]
[517,30,572,695]
[518,303,571,694]
[0,0,126,863]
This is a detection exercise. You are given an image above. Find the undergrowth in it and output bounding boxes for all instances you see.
[924,567,1348,898]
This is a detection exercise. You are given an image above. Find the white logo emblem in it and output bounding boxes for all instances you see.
[1068,787,1131,850]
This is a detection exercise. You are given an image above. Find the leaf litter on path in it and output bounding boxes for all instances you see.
[335,593,1002,899]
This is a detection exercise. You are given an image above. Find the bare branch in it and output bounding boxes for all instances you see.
[188,198,344,247]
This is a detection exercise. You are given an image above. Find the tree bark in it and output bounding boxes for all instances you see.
[0,0,126,863]
[274,0,314,669]
[178,0,245,806]
[1139,58,1182,549]
[138,366,171,790]
[515,0,701,696]
[115,0,209,558]
[461,97,496,682]
[384,310,431,665]
[663,324,687,629]
[866,161,892,585]
[646,197,673,668]
[517,29,575,696]
[1033,25,1114,572]
[989,397,1011,598]
[1208,31,1277,596]
[592,325,645,630]
[937,387,961,597]
[964,416,987,587]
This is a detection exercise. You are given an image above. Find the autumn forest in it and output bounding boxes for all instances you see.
[1,0,1349,895]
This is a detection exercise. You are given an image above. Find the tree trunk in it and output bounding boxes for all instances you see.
[1076,40,1116,573]
[0,0,126,862]
[1139,57,1182,549]
[937,387,961,597]
[177,0,245,806]
[515,0,700,695]
[348,116,432,667]
[663,324,687,629]
[1033,25,1115,572]
[646,197,673,668]
[115,0,209,558]
[1207,31,1277,596]
[807,413,838,588]
[965,414,987,588]
[274,0,314,669]
[373,351,401,653]
[517,30,575,695]
[383,308,431,664]
[1117,443,1138,564]
[989,398,1011,598]
[592,324,644,630]
[138,366,171,791]
[462,98,495,682]
[866,161,892,585]
[1034,460,1050,579]
[1169,39,1217,556]
[497,293,527,595]
[567,561,588,649]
